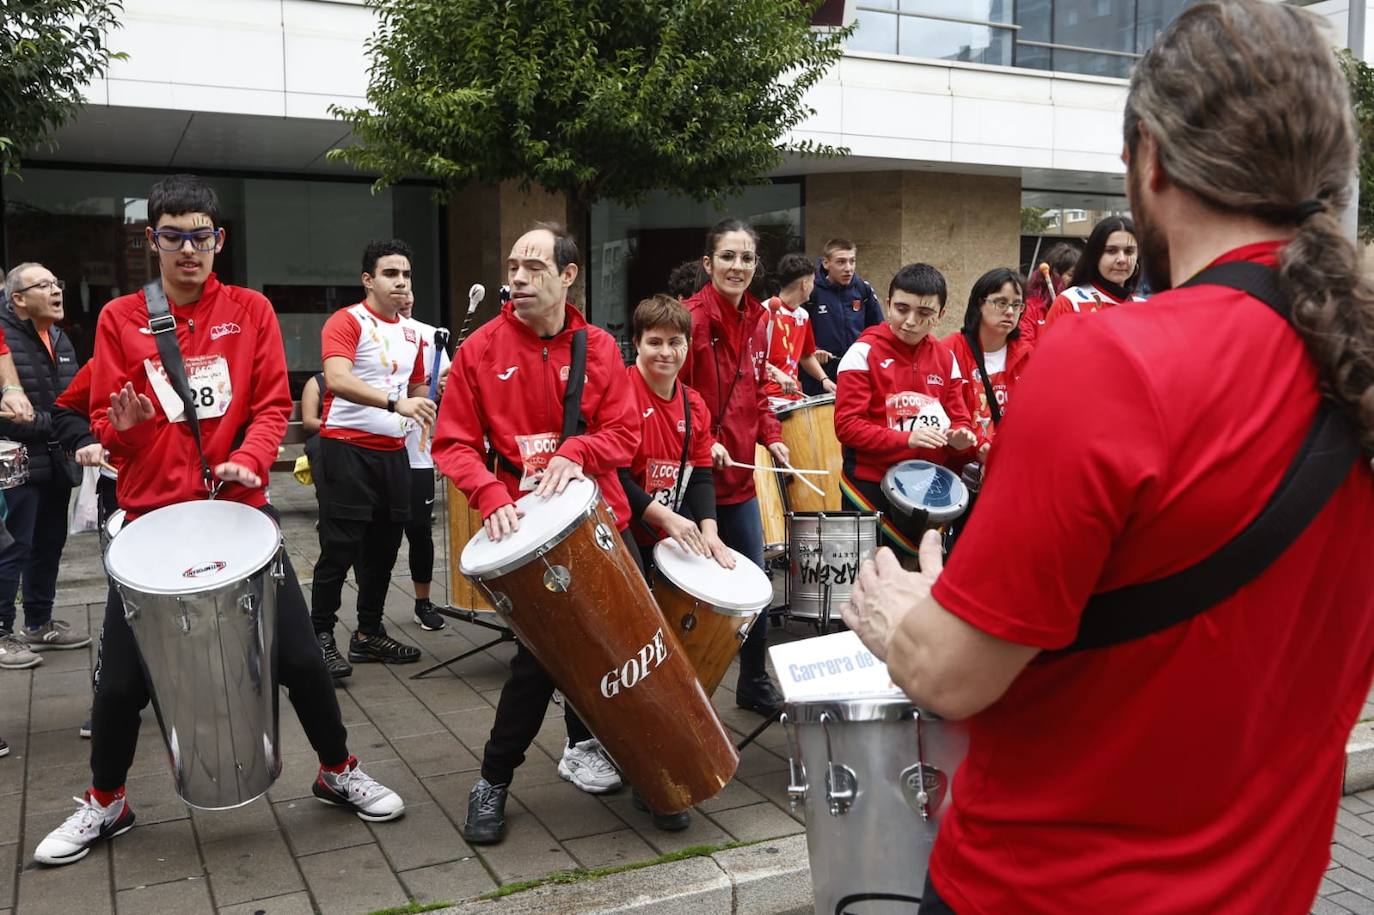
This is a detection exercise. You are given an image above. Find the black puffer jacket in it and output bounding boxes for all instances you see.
[0,307,94,485]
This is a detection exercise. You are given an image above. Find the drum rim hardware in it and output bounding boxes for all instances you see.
[651,539,771,614]
[780,710,809,809]
[772,392,836,416]
[819,711,857,816]
[461,480,601,581]
[105,501,284,598]
[881,459,970,525]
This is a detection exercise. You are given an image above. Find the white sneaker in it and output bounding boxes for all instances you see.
[558,739,622,794]
[312,759,406,822]
[0,633,40,670]
[34,792,136,866]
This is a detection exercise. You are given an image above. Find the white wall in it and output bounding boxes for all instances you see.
[1308,0,1374,59]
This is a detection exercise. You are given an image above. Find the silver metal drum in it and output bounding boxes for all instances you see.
[0,441,29,489]
[104,500,285,809]
[786,512,879,624]
[880,460,968,529]
[782,698,969,914]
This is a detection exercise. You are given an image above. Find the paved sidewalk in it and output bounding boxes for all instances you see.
[0,472,1369,915]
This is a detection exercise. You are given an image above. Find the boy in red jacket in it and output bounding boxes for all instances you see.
[834,263,977,556]
[33,175,404,869]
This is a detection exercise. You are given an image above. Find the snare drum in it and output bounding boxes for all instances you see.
[446,480,494,613]
[652,539,772,696]
[460,478,738,813]
[104,500,285,809]
[880,459,969,531]
[0,441,29,490]
[786,512,878,624]
[753,443,787,559]
[781,697,968,914]
[773,395,842,512]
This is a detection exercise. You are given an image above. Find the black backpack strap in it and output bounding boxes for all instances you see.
[964,330,1003,426]
[144,280,215,491]
[670,381,692,511]
[1058,263,1360,654]
[561,329,589,442]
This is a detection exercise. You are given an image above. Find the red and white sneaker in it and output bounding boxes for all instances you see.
[34,790,135,865]
[312,758,405,822]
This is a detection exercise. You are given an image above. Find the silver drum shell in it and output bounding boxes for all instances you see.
[786,512,878,621]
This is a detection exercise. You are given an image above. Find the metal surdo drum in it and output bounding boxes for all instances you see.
[786,512,879,623]
[753,443,787,559]
[0,441,29,489]
[782,698,969,914]
[880,460,969,532]
[103,500,285,809]
[459,478,738,813]
[651,539,772,696]
[773,394,842,512]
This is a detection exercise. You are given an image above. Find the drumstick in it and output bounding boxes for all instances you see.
[780,459,827,498]
[100,460,119,477]
[1039,263,1054,297]
[729,460,829,477]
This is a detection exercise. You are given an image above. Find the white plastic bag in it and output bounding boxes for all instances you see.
[69,465,99,535]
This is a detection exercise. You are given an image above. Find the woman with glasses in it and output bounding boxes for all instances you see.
[944,268,1036,460]
[1044,216,1146,330]
[677,218,788,716]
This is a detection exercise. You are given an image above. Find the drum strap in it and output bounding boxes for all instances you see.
[143,279,215,491]
[670,381,691,511]
[963,330,1002,426]
[1057,261,1360,654]
[491,328,588,477]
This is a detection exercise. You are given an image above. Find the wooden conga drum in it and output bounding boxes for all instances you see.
[459,478,738,813]
[446,480,493,612]
[774,394,842,512]
[753,443,787,559]
[651,539,772,695]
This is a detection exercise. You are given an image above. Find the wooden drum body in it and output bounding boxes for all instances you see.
[652,540,772,696]
[446,479,493,613]
[459,479,738,813]
[753,443,787,559]
[774,395,842,512]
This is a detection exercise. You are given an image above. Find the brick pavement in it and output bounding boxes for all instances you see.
[0,472,1368,914]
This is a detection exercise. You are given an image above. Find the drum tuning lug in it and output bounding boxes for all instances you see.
[238,593,257,617]
[780,712,809,809]
[271,552,285,584]
[543,564,572,593]
[594,523,615,551]
[819,711,856,816]
[681,612,696,632]
[736,621,750,643]
[483,587,512,615]
[176,598,192,634]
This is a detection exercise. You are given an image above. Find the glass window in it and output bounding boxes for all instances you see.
[899,17,1011,66]
[587,182,803,359]
[2,168,440,390]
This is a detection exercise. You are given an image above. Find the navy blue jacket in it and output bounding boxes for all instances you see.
[0,308,93,485]
[804,259,883,391]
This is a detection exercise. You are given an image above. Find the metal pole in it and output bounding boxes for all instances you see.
[1346,0,1366,243]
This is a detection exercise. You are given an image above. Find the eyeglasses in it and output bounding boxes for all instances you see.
[713,251,758,268]
[149,227,222,252]
[17,278,65,294]
[983,297,1025,312]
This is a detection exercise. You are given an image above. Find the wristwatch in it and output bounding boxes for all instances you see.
[386,393,398,413]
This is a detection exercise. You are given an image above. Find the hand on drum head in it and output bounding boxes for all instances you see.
[484,503,524,541]
[662,512,710,561]
[702,528,736,570]
[711,442,731,469]
[109,382,155,431]
[214,462,262,488]
[947,427,978,451]
[842,531,945,662]
[821,377,837,394]
[767,441,790,467]
[535,455,584,498]
[907,426,946,450]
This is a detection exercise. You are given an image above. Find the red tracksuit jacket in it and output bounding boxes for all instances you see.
[834,323,975,482]
[943,331,1035,450]
[679,283,782,506]
[431,302,639,529]
[89,274,290,517]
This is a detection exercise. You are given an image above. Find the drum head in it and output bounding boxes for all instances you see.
[772,392,835,416]
[881,460,969,523]
[653,539,772,613]
[460,477,599,578]
[105,501,281,595]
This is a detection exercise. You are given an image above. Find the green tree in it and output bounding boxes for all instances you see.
[1020,206,1055,234]
[1339,49,1374,244]
[1,0,125,177]
[332,0,851,208]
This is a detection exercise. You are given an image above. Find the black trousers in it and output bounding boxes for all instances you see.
[0,477,72,631]
[311,437,410,636]
[918,872,957,914]
[90,505,349,792]
[404,467,436,585]
[479,529,643,787]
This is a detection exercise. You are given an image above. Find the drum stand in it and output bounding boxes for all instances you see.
[410,479,518,681]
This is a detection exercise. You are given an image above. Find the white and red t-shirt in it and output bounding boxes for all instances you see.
[320,301,425,451]
[928,241,1374,913]
[762,297,816,401]
[942,332,1034,449]
[833,323,975,481]
[625,364,715,515]
[401,315,451,469]
[1043,282,1146,328]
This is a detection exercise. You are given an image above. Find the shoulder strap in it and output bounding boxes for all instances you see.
[963,331,1002,426]
[1059,262,1360,654]
[144,280,215,491]
[671,382,692,510]
[561,329,588,442]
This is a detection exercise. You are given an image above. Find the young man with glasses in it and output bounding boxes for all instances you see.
[0,263,103,665]
[33,174,405,868]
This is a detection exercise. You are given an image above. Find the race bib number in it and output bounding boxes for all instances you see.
[885,391,949,433]
[144,355,232,423]
[514,432,560,491]
[646,460,691,509]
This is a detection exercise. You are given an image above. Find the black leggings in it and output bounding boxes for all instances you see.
[90,505,349,791]
[404,467,435,585]
[479,529,643,787]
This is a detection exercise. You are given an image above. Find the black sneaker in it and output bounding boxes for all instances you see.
[349,628,421,664]
[414,600,445,631]
[318,632,353,680]
[631,791,691,832]
[735,672,784,716]
[0,736,8,758]
[462,777,508,844]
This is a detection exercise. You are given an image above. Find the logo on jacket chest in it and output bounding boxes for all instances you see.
[817,304,829,315]
[851,299,862,312]
[209,322,240,341]
[402,326,418,345]
[558,364,588,384]
[926,374,944,386]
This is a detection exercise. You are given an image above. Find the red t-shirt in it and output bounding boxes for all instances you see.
[0,325,10,356]
[625,365,715,523]
[762,298,817,400]
[928,241,1374,913]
